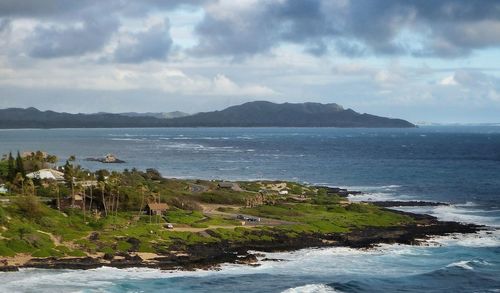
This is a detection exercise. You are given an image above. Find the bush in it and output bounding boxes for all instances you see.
[0,242,15,257]
[0,206,7,225]
[7,239,34,253]
[67,249,86,257]
[169,197,203,211]
[197,191,247,205]
[32,248,63,258]
[345,203,370,213]
[14,196,46,218]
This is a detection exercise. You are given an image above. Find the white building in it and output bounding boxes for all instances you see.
[26,169,65,181]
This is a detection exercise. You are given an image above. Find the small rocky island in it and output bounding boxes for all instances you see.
[85,153,125,163]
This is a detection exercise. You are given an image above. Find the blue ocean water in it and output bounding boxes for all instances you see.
[0,126,499,292]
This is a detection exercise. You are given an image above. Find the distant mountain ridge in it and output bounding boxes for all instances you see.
[164,101,415,127]
[116,111,190,119]
[0,101,415,128]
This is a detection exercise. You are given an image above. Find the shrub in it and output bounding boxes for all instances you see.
[169,197,203,211]
[0,241,15,257]
[0,207,7,225]
[32,248,63,258]
[345,203,370,213]
[14,196,46,218]
[67,249,86,257]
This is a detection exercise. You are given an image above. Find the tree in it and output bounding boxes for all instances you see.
[64,160,75,205]
[24,178,35,196]
[15,151,25,177]
[46,155,58,166]
[7,152,15,181]
[14,195,45,219]
[138,184,149,216]
[88,173,95,217]
[14,172,24,194]
[98,181,108,217]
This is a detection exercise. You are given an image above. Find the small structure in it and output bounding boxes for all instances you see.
[0,184,8,194]
[218,182,240,191]
[26,169,65,181]
[145,203,169,216]
[58,193,84,210]
[278,189,289,195]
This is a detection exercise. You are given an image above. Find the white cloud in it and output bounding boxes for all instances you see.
[439,75,458,85]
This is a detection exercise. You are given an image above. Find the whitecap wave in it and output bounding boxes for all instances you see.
[430,229,500,247]
[282,284,341,293]
[447,260,474,270]
[110,138,145,141]
[445,259,491,271]
[394,205,500,227]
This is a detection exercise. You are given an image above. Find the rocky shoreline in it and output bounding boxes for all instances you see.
[0,210,483,272]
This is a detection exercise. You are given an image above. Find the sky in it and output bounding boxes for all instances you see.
[0,0,499,123]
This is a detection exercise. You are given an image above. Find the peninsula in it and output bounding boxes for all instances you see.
[0,151,480,271]
[0,101,415,129]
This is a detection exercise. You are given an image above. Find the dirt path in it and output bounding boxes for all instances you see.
[37,230,62,246]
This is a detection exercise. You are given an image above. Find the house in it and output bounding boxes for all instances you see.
[145,203,169,216]
[278,190,289,195]
[26,169,65,181]
[0,184,8,194]
[218,182,241,191]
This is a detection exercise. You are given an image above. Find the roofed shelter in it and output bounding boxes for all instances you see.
[145,203,169,216]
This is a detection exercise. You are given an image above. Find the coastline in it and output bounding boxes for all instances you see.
[0,209,483,272]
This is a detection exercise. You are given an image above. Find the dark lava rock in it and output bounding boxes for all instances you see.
[261,258,286,262]
[126,237,141,252]
[0,266,19,272]
[89,232,99,241]
[26,257,102,270]
[236,254,258,265]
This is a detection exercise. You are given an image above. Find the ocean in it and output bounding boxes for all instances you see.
[0,126,499,292]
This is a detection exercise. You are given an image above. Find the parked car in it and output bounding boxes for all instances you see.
[164,223,174,229]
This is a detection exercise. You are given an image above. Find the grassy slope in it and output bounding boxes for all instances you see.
[0,203,412,259]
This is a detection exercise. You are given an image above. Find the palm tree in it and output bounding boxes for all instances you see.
[98,181,107,217]
[80,183,86,221]
[138,184,148,217]
[88,184,94,217]
[55,183,60,210]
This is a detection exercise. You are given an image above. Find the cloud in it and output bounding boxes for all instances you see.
[192,0,500,58]
[0,0,94,17]
[0,0,206,18]
[4,0,500,60]
[439,75,458,86]
[2,0,201,60]
[27,14,119,58]
[112,18,173,63]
